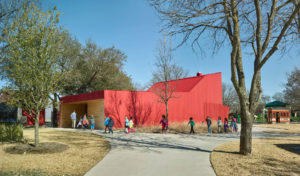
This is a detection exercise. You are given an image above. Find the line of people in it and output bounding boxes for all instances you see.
[71,110,238,134]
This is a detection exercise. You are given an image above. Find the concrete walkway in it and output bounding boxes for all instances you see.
[85,126,300,176]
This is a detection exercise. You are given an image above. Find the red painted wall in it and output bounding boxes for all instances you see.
[22,110,45,126]
[104,73,229,128]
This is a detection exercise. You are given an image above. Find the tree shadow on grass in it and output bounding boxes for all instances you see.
[212,149,240,155]
[4,142,69,154]
[275,144,300,155]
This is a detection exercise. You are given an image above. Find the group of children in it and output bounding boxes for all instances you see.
[76,114,95,130]
[185,116,239,134]
[74,112,238,134]
[103,116,136,134]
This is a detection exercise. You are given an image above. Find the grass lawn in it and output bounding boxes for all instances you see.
[254,123,300,134]
[211,137,300,176]
[0,128,110,176]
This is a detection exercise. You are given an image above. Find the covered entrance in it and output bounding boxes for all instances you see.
[60,99,104,129]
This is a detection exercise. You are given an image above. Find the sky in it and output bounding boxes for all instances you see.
[1,0,299,97]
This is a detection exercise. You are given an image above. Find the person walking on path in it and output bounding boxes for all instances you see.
[230,118,235,133]
[188,117,195,134]
[224,118,229,133]
[70,110,77,129]
[89,115,95,131]
[125,116,129,134]
[160,115,167,134]
[218,117,222,133]
[206,116,212,133]
[104,116,110,133]
[128,117,136,133]
[108,117,114,134]
[233,115,238,132]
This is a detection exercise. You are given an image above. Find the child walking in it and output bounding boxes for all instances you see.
[206,116,212,133]
[128,117,136,133]
[125,116,129,134]
[104,116,110,133]
[218,117,222,133]
[89,115,95,131]
[160,115,167,134]
[230,118,235,133]
[224,118,229,133]
[188,117,195,134]
[108,117,114,134]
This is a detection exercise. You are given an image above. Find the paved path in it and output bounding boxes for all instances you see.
[85,126,300,176]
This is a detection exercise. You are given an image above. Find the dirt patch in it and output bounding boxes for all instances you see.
[0,128,110,176]
[4,142,68,154]
[211,137,300,176]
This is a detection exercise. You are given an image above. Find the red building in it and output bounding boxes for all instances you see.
[266,101,290,123]
[59,72,229,129]
[22,110,45,126]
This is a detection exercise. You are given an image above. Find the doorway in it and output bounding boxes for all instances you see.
[276,112,280,123]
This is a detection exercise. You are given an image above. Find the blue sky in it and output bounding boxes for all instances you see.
[1,0,299,97]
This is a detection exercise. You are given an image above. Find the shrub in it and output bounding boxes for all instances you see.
[0,122,23,142]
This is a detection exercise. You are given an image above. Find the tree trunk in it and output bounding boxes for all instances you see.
[34,111,40,147]
[239,106,253,155]
[165,101,169,121]
[52,93,58,127]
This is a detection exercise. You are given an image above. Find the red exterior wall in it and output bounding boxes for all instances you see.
[104,73,229,128]
[22,110,45,126]
[60,72,229,128]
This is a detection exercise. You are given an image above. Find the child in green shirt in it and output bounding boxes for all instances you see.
[188,117,195,134]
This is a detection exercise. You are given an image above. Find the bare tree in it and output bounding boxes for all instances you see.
[150,0,300,155]
[272,92,285,102]
[151,38,188,123]
[222,82,240,113]
[284,67,300,110]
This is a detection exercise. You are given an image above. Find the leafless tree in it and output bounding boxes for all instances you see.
[150,38,188,123]
[150,0,300,155]
[222,82,240,113]
[272,92,285,102]
[284,67,300,110]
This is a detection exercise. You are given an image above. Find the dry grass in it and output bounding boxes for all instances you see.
[116,122,227,134]
[211,137,300,176]
[254,123,300,134]
[0,128,110,176]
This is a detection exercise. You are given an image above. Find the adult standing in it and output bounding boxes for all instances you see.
[70,110,77,129]
[206,116,212,133]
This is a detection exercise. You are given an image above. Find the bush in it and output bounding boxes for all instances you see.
[0,122,23,142]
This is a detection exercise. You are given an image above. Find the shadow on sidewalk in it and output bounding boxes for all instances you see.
[103,134,212,153]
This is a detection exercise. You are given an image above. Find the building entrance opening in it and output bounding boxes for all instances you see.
[60,99,104,129]
[276,112,280,123]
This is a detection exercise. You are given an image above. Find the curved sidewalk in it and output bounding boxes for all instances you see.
[85,127,300,176]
